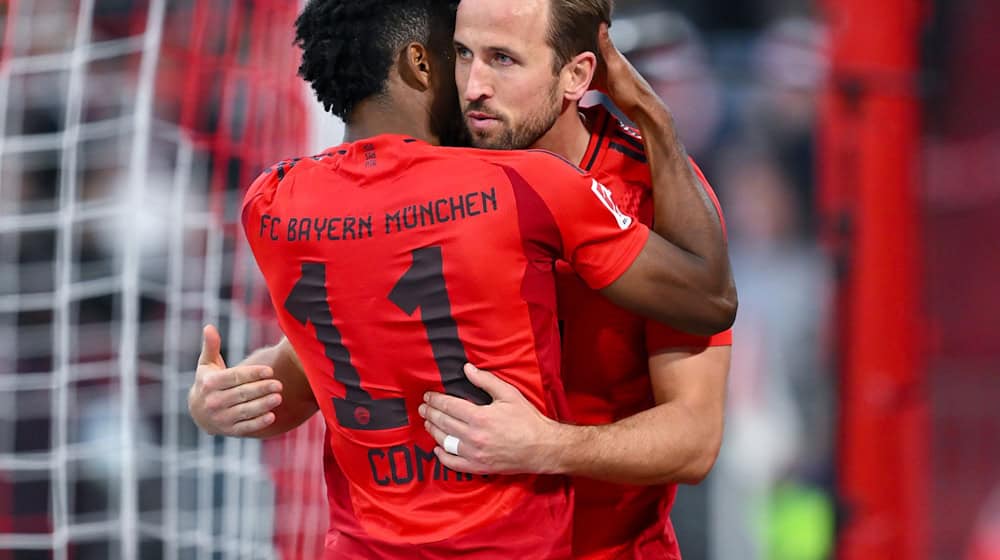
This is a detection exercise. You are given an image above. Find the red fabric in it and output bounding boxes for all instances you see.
[243,135,647,551]
[559,104,732,559]
[0,0,17,70]
[322,439,573,559]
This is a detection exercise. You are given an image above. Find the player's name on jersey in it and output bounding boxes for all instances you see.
[255,187,498,243]
[368,442,490,487]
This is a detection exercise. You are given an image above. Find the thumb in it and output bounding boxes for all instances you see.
[198,324,224,367]
[463,363,518,401]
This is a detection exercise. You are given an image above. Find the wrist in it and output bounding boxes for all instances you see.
[611,84,652,115]
[537,421,591,476]
[630,95,674,134]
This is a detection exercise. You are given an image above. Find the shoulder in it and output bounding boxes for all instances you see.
[442,145,582,169]
[524,149,587,174]
[438,147,590,189]
[240,163,284,229]
[241,151,325,216]
[488,148,588,180]
[244,162,283,204]
[248,147,346,192]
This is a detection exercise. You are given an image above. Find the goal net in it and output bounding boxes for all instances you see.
[0,1,320,558]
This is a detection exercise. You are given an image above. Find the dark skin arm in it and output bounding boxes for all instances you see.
[188,326,317,438]
[596,24,736,335]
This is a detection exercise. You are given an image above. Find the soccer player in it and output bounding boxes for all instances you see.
[418,1,734,558]
[205,0,735,557]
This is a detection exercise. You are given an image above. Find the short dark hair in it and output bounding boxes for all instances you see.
[547,0,613,71]
[295,0,457,122]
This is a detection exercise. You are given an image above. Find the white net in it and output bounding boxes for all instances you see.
[0,1,310,558]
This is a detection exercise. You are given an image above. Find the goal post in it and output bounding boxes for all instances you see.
[0,1,311,558]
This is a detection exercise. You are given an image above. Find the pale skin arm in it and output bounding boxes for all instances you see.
[419,346,730,485]
[188,325,318,438]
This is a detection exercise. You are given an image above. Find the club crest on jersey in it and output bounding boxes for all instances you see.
[591,179,633,230]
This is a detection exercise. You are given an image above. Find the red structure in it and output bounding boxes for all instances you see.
[818,0,930,558]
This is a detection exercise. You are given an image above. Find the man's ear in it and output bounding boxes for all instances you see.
[398,42,433,91]
[560,51,598,102]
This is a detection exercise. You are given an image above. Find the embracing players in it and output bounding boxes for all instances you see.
[190,0,734,557]
[420,1,734,558]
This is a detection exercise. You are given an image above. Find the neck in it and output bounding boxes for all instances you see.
[344,96,438,144]
[529,103,591,166]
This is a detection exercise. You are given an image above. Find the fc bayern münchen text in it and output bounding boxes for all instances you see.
[256,188,498,242]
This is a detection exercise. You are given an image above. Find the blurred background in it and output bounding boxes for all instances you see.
[0,0,997,559]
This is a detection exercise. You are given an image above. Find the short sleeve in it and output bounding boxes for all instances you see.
[506,152,649,290]
[645,320,733,355]
[689,158,727,237]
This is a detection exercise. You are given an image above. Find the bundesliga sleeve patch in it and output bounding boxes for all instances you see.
[591,179,633,230]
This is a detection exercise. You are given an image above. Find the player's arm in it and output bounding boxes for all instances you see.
[420,345,729,484]
[528,164,727,336]
[549,345,729,484]
[596,24,735,335]
[190,170,320,438]
[188,325,318,438]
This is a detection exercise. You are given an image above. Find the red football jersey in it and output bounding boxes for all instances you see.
[557,104,733,559]
[242,134,649,556]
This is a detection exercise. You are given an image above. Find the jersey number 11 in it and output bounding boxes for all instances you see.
[284,246,491,431]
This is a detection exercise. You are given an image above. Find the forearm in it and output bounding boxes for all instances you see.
[635,101,721,256]
[422,351,728,481]
[549,346,729,484]
[241,339,318,438]
[633,97,736,328]
[594,24,735,333]
[547,401,722,485]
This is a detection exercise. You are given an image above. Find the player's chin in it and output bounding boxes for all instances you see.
[468,133,493,149]
[469,130,512,151]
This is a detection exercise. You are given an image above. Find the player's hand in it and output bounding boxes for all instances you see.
[592,22,659,119]
[419,364,562,475]
[187,325,282,437]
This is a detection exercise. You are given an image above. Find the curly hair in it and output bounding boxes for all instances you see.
[295,0,458,122]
